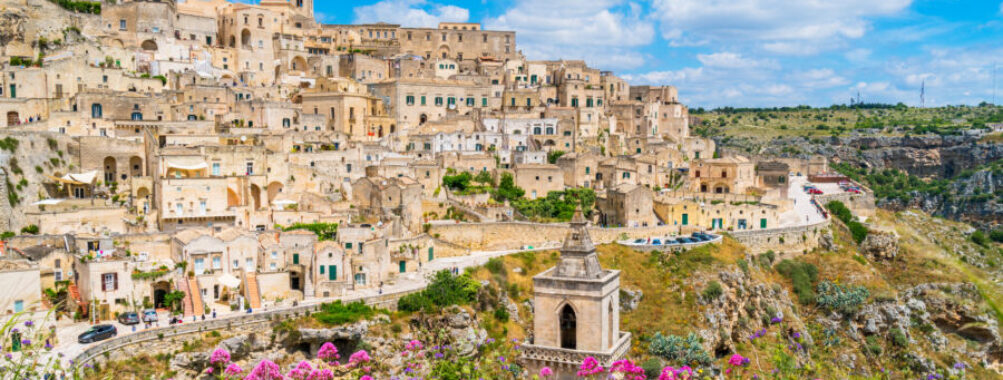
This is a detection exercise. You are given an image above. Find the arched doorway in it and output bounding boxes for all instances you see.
[141,40,158,51]
[560,304,577,349]
[6,111,18,126]
[227,187,240,208]
[250,184,261,210]
[266,181,283,203]
[103,157,117,183]
[240,29,251,48]
[419,114,427,124]
[152,281,170,308]
[290,56,307,72]
[129,156,143,177]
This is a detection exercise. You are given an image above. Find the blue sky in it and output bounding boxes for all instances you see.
[304,0,1003,108]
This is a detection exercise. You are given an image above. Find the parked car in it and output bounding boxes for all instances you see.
[117,311,140,325]
[651,239,662,245]
[78,324,116,344]
[142,309,158,323]
[808,188,823,195]
[678,237,696,244]
[633,238,646,244]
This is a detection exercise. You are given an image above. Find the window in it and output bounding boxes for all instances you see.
[119,19,127,30]
[270,263,277,270]
[466,98,474,106]
[212,256,221,269]
[246,258,253,268]
[233,259,240,268]
[54,270,63,281]
[482,97,488,107]
[246,162,254,175]
[346,242,353,249]
[434,97,443,106]
[102,273,117,291]
[293,253,300,264]
[194,258,205,274]
[212,162,220,176]
[91,104,103,118]
[328,265,337,280]
[406,95,415,106]
[420,96,427,105]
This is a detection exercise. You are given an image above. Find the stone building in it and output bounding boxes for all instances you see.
[521,208,630,376]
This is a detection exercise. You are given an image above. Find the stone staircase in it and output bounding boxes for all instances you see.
[244,272,261,309]
[187,275,204,317]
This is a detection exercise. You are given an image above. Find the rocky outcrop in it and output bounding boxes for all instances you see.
[620,287,643,312]
[701,271,811,356]
[860,231,898,260]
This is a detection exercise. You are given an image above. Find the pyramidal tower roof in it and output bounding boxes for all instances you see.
[554,206,604,279]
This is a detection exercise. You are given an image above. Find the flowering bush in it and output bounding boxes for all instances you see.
[659,366,694,380]
[210,348,231,366]
[540,366,554,378]
[1,311,79,379]
[245,359,283,380]
[317,342,340,362]
[610,359,646,380]
[577,356,605,377]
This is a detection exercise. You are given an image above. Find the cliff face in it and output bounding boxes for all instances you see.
[722,135,1003,228]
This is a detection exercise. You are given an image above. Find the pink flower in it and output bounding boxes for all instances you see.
[728,354,748,367]
[405,339,423,351]
[306,369,334,380]
[577,356,605,377]
[317,342,340,361]
[360,376,373,380]
[205,367,214,374]
[610,359,646,380]
[348,350,371,368]
[295,361,313,372]
[209,348,230,366]
[223,363,243,377]
[659,366,694,380]
[540,366,554,378]
[245,359,283,380]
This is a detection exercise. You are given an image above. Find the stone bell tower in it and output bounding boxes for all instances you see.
[520,207,631,377]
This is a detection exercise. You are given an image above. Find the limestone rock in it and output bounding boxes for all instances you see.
[619,287,643,312]
[819,229,836,252]
[860,231,898,260]
[169,351,209,372]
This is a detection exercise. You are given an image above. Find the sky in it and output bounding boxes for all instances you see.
[302,0,1003,108]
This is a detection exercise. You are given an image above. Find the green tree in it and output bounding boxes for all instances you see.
[492,172,524,202]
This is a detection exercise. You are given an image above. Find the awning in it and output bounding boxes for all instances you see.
[166,161,208,171]
[31,199,65,206]
[218,273,241,288]
[47,171,98,185]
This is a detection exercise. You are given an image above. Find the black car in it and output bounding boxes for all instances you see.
[117,312,140,325]
[78,324,117,344]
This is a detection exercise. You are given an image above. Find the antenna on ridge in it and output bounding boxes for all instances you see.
[920,80,925,108]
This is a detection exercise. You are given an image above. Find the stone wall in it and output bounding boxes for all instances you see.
[73,287,421,366]
[816,190,876,218]
[730,219,829,254]
[428,222,697,251]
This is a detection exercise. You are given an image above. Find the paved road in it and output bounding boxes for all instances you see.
[779,175,828,227]
[45,243,560,367]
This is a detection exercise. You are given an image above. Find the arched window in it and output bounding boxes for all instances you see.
[560,304,576,349]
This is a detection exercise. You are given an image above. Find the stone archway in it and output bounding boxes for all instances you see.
[152,281,171,308]
[227,187,240,208]
[559,303,577,349]
[290,56,308,72]
[240,29,251,48]
[141,39,158,51]
[103,156,117,183]
[129,156,143,177]
[266,181,283,203]
[250,184,261,210]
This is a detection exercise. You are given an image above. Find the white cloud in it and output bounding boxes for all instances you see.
[651,0,911,54]
[353,0,468,27]
[696,52,775,69]
[484,0,654,70]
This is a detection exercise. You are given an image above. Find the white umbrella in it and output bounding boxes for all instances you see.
[218,273,241,288]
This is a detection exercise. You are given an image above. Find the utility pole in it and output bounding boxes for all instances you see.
[920,80,925,108]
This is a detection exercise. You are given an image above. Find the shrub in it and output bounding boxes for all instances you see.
[492,307,509,322]
[641,358,663,378]
[775,260,818,304]
[889,328,908,348]
[398,270,480,312]
[279,222,338,241]
[826,201,868,244]
[972,230,989,246]
[815,281,869,314]
[865,335,882,355]
[736,259,749,274]
[313,300,376,325]
[990,229,1003,243]
[648,332,712,366]
[485,257,505,274]
[20,224,39,235]
[701,281,723,301]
